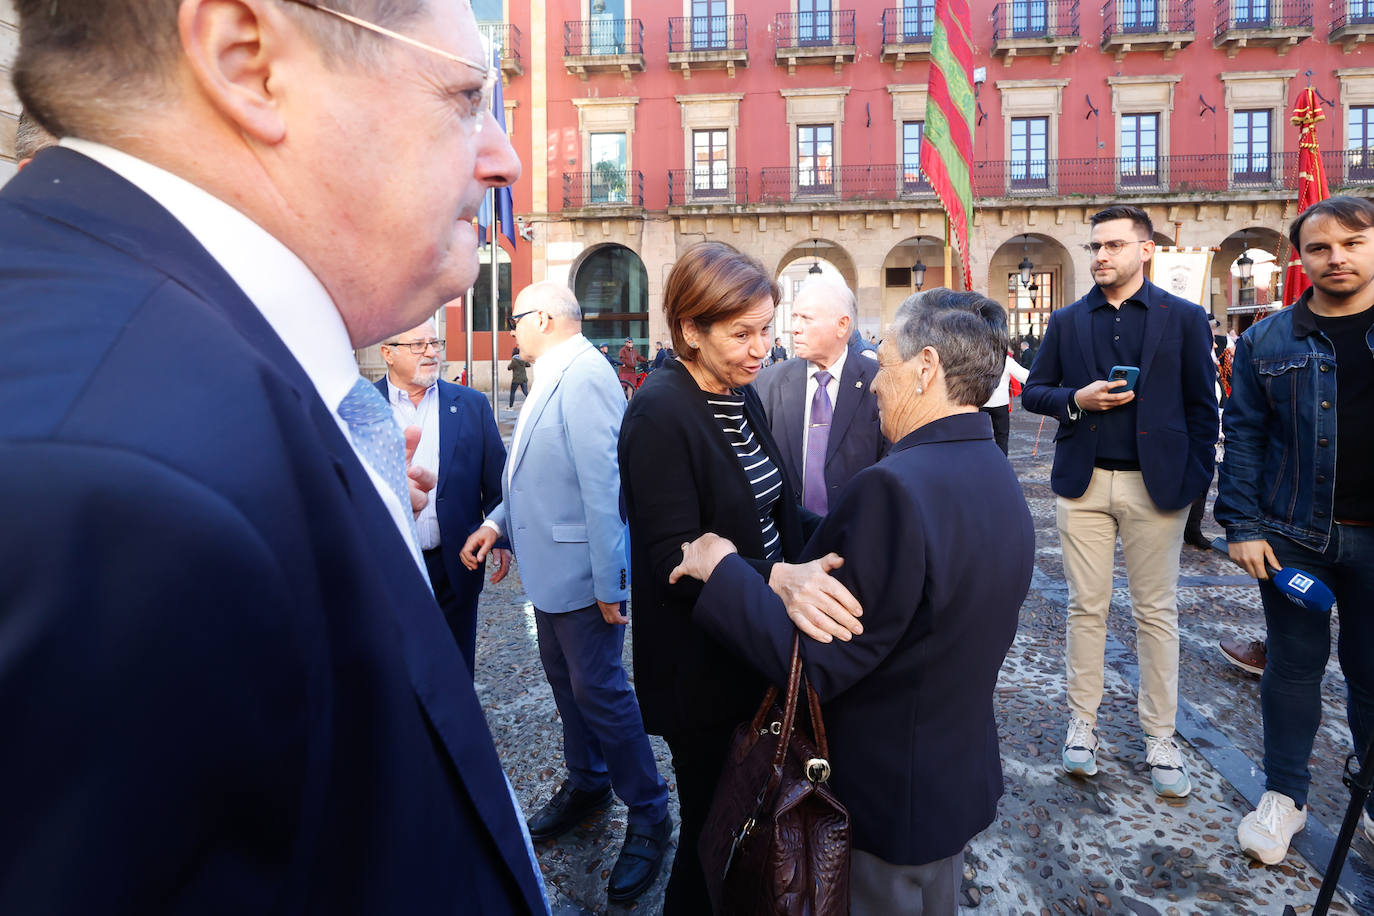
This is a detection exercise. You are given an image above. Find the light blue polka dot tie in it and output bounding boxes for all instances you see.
[337,377,425,567]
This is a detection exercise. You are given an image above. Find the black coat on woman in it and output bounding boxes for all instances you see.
[617,358,818,737]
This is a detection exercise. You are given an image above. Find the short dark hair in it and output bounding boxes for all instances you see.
[663,242,780,361]
[13,0,425,139]
[892,288,1009,408]
[1288,195,1374,249]
[1090,205,1153,239]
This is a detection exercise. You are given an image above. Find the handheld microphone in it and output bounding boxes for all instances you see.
[1209,537,1335,614]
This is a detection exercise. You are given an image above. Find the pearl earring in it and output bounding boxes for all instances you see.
[916,386,923,394]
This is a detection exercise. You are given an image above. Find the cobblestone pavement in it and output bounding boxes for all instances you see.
[472,397,1373,915]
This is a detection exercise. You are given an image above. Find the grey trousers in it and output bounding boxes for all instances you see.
[850,847,964,916]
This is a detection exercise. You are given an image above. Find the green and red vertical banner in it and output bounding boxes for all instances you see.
[1282,87,1330,308]
[921,0,975,290]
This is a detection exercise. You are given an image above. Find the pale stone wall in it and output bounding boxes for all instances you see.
[1,0,20,182]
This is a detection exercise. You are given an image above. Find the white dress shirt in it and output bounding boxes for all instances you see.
[385,380,441,550]
[61,138,426,575]
[802,345,848,470]
[484,333,589,538]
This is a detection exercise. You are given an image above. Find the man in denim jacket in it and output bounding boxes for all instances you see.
[1215,196,1374,866]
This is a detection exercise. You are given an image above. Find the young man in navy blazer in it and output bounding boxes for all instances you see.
[0,1,546,912]
[1023,205,1218,800]
[378,320,510,678]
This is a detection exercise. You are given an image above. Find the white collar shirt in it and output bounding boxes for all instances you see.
[62,138,426,575]
[385,380,441,551]
[802,345,848,471]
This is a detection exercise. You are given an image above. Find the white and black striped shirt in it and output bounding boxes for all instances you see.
[707,392,783,562]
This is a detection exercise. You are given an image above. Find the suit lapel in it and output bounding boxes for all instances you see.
[1137,293,1171,392]
[436,382,469,498]
[508,340,589,481]
[826,347,865,465]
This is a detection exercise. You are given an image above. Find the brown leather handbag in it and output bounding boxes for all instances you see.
[699,634,851,915]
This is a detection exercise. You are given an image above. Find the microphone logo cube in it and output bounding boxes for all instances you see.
[1288,573,1315,594]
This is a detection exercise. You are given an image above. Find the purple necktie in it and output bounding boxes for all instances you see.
[803,369,833,515]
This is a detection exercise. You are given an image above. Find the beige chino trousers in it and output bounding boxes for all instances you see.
[1057,468,1188,738]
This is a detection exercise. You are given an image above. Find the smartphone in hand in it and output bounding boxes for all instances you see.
[1108,365,1139,393]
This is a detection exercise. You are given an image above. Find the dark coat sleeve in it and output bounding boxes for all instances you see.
[1020,308,1078,423]
[694,466,925,702]
[0,444,301,913]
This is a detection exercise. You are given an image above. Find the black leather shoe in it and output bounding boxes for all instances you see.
[607,814,673,903]
[1184,530,1212,550]
[527,781,613,842]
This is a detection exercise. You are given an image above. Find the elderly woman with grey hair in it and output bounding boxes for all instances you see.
[672,288,1036,916]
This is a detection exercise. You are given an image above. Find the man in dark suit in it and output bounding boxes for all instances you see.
[0,1,546,913]
[378,320,509,678]
[754,275,887,514]
[1023,204,1217,801]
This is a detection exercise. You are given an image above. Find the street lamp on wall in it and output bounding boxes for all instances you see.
[912,239,927,291]
[1236,250,1254,281]
[1017,234,1034,286]
[808,238,823,275]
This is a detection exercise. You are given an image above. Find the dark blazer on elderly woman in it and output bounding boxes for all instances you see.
[617,358,818,737]
[694,411,1035,866]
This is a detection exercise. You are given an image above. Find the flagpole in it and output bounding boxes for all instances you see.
[464,285,474,388]
[489,186,500,417]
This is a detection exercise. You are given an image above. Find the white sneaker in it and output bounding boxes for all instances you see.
[1144,734,1192,798]
[1237,791,1307,865]
[1062,716,1098,777]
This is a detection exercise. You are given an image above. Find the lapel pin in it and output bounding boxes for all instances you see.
[450,405,457,413]
[855,381,863,388]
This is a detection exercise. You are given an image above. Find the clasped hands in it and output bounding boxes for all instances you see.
[402,427,513,583]
[669,532,864,644]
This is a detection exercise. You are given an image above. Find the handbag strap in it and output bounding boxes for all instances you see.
[769,634,805,771]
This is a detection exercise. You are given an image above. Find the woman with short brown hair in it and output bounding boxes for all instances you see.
[617,241,857,913]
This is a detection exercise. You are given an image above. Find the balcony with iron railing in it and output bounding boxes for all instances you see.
[1330,0,1374,50]
[774,10,857,74]
[881,6,934,69]
[668,168,751,206]
[713,152,1374,209]
[668,15,749,77]
[992,0,1081,64]
[757,165,933,204]
[1100,0,1195,60]
[1213,0,1311,56]
[562,169,645,210]
[478,23,524,79]
[563,19,645,80]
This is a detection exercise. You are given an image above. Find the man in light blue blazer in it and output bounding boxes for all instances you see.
[462,281,671,904]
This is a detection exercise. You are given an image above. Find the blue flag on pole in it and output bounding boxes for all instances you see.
[477,45,516,248]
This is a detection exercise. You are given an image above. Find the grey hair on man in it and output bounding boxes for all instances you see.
[892,288,1009,407]
[15,111,58,162]
[520,279,583,321]
[12,0,425,140]
[795,274,858,324]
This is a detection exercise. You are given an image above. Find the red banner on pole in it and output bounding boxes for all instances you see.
[1282,87,1330,308]
[921,0,975,291]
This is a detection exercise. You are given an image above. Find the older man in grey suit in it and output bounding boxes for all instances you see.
[461,281,670,904]
[754,275,887,514]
